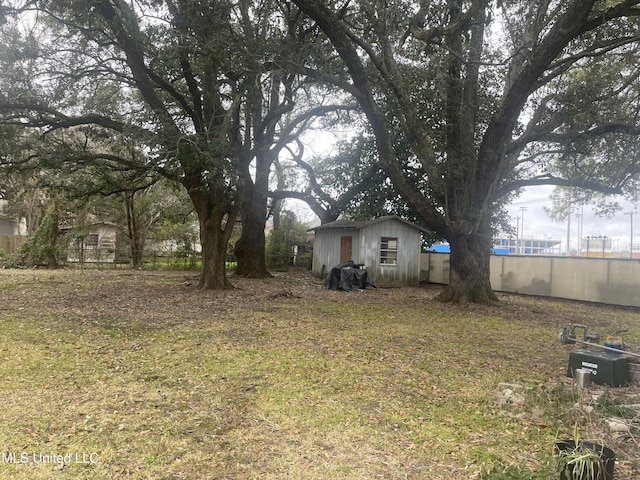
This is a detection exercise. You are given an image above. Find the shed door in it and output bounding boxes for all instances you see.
[340,236,352,263]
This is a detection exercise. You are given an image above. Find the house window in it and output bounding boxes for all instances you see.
[380,237,398,265]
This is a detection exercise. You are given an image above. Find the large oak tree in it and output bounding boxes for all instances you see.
[292,0,640,303]
[0,0,335,287]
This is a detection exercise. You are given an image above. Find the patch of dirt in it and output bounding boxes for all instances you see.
[2,267,638,335]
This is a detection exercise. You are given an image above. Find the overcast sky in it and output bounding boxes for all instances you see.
[506,186,639,254]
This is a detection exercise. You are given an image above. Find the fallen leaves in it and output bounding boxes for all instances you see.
[0,268,638,479]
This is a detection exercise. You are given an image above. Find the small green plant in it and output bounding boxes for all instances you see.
[9,211,63,268]
[523,382,587,428]
[555,425,608,480]
[266,210,308,271]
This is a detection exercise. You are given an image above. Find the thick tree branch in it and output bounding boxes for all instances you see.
[498,175,623,196]
[0,103,132,133]
[478,0,601,212]
[93,0,178,134]
[292,0,446,233]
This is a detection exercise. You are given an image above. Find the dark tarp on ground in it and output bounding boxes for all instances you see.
[323,261,376,291]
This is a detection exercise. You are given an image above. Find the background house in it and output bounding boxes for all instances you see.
[0,214,21,235]
[65,222,129,264]
[0,209,28,254]
[310,216,431,287]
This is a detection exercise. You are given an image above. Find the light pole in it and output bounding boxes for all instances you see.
[519,206,527,255]
[566,204,572,256]
[625,211,636,258]
[576,210,583,256]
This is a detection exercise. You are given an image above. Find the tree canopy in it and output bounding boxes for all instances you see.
[291,0,640,303]
[1,0,639,302]
[0,0,344,287]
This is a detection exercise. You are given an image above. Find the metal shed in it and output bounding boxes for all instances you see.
[309,216,431,287]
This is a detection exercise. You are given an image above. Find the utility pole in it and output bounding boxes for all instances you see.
[625,211,636,258]
[520,207,527,255]
[576,207,583,256]
[566,204,572,256]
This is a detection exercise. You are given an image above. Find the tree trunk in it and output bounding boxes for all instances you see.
[46,212,59,269]
[199,217,233,290]
[233,180,270,278]
[234,220,270,277]
[436,224,498,304]
[187,180,236,290]
[124,193,145,268]
[131,235,145,268]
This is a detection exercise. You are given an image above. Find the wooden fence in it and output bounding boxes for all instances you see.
[0,235,27,255]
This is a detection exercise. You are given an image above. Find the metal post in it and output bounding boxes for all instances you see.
[520,206,527,255]
[625,211,636,258]
[566,205,572,256]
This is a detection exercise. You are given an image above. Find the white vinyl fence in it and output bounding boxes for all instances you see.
[421,253,640,307]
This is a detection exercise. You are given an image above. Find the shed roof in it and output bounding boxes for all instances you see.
[60,221,120,233]
[309,215,432,234]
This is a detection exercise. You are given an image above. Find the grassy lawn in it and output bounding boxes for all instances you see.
[0,269,638,479]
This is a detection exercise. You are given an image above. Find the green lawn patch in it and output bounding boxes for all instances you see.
[0,269,637,479]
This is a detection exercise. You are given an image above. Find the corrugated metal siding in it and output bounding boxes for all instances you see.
[312,218,422,286]
[359,221,421,286]
[311,228,360,277]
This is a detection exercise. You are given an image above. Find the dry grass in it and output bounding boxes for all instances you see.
[0,269,638,479]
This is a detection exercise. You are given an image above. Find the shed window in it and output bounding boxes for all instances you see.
[380,237,398,265]
[85,233,99,247]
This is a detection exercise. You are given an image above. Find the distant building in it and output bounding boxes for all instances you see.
[63,222,129,264]
[0,203,28,254]
[493,237,563,255]
[580,236,612,257]
[0,213,22,236]
[425,236,563,256]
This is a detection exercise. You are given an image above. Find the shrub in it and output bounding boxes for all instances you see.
[7,212,63,268]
